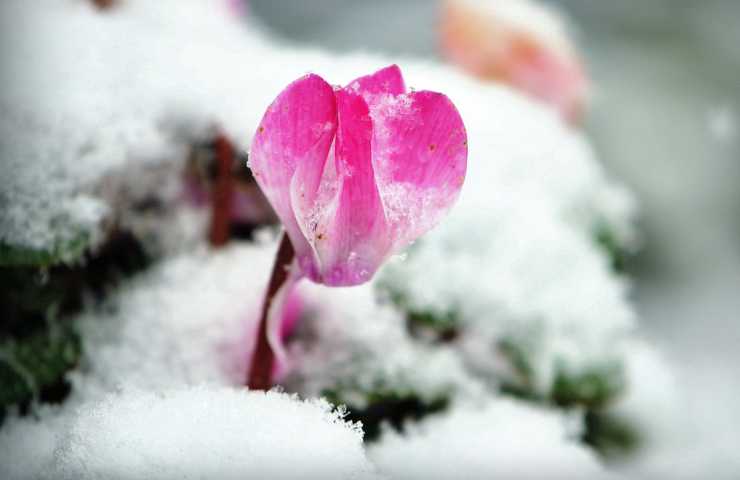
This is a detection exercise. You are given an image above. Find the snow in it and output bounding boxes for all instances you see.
[0,386,382,480]
[0,240,273,478]
[0,109,109,255]
[368,398,622,480]
[284,282,486,407]
[377,93,637,395]
[51,387,381,480]
[0,408,62,480]
[69,240,275,400]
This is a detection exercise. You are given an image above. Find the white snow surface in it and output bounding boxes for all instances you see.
[50,387,380,480]
[0,385,381,480]
[369,398,622,480]
[285,281,486,406]
[380,196,636,394]
[0,241,270,479]
[69,241,274,400]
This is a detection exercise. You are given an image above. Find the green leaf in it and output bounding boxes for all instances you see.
[322,386,449,441]
[551,361,626,409]
[0,233,90,268]
[593,224,631,273]
[582,410,641,458]
[0,320,81,410]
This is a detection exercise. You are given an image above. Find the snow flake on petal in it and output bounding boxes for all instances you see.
[369,90,467,248]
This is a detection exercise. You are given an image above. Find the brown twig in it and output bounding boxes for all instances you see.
[90,0,117,10]
[208,134,235,247]
[247,233,295,390]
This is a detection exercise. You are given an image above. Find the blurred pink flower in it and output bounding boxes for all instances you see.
[440,0,589,123]
[249,65,468,286]
[225,0,248,18]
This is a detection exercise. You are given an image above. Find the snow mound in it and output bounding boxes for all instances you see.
[0,408,63,480]
[51,386,381,480]
[0,239,278,479]
[368,399,621,480]
[70,239,275,401]
[285,282,485,407]
[380,199,635,396]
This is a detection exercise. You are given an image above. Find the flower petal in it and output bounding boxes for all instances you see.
[311,89,390,286]
[369,90,468,247]
[266,263,302,381]
[249,74,337,260]
[345,64,406,99]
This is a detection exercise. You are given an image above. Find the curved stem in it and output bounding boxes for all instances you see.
[247,232,296,390]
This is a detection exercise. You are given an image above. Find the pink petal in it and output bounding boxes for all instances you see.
[278,286,304,342]
[369,90,467,247]
[345,64,406,99]
[267,266,303,381]
[249,74,337,261]
[310,89,390,286]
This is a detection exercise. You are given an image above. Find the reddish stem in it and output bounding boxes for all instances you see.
[209,134,235,248]
[247,233,295,390]
[90,0,116,9]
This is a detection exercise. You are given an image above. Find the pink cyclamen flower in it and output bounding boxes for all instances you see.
[440,0,589,123]
[249,65,467,286]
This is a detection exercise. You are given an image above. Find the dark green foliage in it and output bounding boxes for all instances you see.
[0,234,90,268]
[594,224,631,273]
[322,388,449,441]
[0,320,80,411]
[406,309,459,342]
[496,337,636,457]
[497,338,540,402]
[551,361,625,410]
[0,231,151,417]
[383,288,460,342]
[1,231,150,335]
[582,410,641,458]
[379,295,638,455]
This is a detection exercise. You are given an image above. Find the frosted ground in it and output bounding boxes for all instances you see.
[0,0,735,478]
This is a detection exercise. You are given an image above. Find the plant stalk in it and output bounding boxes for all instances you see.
[247,232,295,390]
[209,134,234,248]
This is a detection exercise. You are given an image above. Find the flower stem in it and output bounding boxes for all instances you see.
[247,232,295,390]
[90,0,116,10]
[209,133,234,248]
